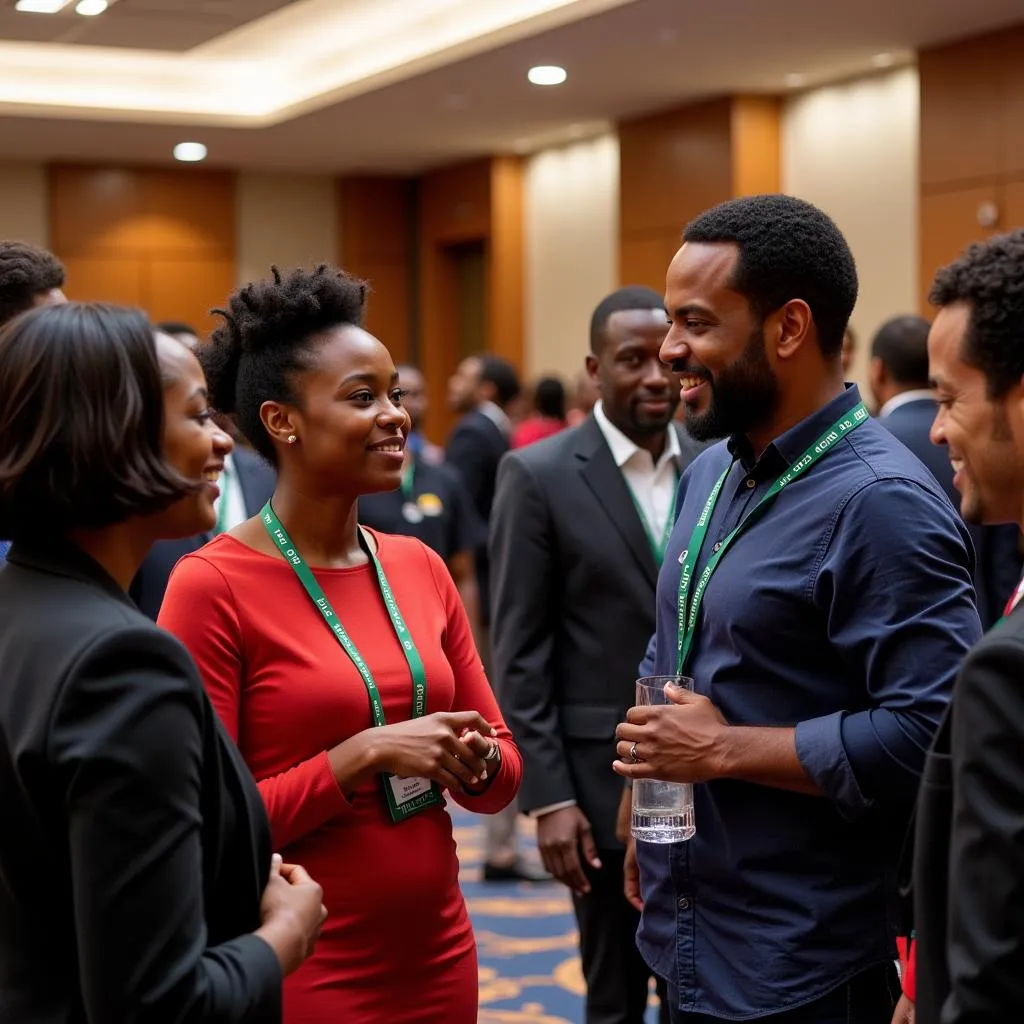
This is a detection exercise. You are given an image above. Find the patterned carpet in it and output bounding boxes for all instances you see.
[452,806,661,1024]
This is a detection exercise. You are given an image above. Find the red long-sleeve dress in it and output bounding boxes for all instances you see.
[158,530,522,1023]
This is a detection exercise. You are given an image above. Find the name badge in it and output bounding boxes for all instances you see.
[382,773,442,823]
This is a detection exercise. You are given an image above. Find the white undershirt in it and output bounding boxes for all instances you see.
[212,452,248,534]
[878,389,935,419]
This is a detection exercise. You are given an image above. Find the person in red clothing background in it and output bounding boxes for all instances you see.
[158,265,522,1024]
[511,375,568,449]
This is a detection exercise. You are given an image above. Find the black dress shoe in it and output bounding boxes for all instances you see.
[482,860,552,883]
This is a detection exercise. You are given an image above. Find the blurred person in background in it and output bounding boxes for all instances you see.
[157,319,202,348]
[870,314,1023,630]
[159,266,523,1022]
[359,363,485,629]
[0,303,325,1022]
[511,375,568,449]
[567,365,601,427]
[0,240,67,563]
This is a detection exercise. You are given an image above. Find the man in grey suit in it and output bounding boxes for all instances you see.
[490,286,705,1024]
[870,314,1022,629]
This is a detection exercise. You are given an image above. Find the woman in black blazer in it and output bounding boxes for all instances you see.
[0,303,326,1023]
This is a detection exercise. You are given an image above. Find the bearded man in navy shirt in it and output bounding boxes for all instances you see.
[614,195,980,1024]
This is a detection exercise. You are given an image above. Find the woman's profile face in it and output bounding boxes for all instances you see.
[152,332,233,538]
[275,325,410,497]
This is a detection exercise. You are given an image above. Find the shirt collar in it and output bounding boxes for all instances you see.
[478,400,512,436]
[878,389,935,418]
[727,384,865,476]
[593,400,681,470]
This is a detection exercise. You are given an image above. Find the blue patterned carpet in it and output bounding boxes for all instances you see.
[452,806,661,1023]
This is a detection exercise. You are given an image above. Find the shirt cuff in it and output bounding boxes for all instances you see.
[794,711,871,819]
[529,799,577,818]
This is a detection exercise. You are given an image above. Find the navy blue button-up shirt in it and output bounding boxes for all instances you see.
[637,385,981,1018]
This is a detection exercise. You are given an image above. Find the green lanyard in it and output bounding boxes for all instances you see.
[261,501,441,821]
[676,401,869,674]
[399,456,415,502]
[626,473,679,563]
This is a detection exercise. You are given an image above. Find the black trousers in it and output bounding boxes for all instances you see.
[668,962,900,1024]
[572,848,670,1024]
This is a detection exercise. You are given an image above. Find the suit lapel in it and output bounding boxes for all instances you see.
[576,417,659,588]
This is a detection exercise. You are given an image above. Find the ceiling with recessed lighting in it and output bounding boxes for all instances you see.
[0,0,1020,173]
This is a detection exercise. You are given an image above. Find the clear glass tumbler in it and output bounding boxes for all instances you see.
[630,675,696,844]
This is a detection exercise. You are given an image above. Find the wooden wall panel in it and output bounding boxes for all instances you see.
[919,186,1003,309]
[618,95,781,288]
[487,156,524,368]
[1005,180,1024,231]
[619,98,733,241]
[919,35,1003,189]
[49,164,236,336]
[337,176,413,362]
[417,157,524,442]
[731,97,781,197]
[1002,30,1024,179]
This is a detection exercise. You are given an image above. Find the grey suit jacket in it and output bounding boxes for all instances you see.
[489,415,705,850]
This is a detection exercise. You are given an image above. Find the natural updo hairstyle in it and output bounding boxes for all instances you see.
[202,264,369,465]
[0,303,201,544]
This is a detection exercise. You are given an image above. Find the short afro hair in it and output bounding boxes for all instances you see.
[929,230,1024,399]
[478,355,521,408]
[683,195,858,358]
[870,315,932,387]
[589,285,665,353]
[0,303,199,544]
[202,265,368,464]
[0,240,65,326]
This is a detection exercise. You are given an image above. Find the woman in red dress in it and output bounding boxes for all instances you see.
[158,265,522,1023]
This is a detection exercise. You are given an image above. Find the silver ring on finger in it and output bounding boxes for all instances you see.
[629,742,642,763]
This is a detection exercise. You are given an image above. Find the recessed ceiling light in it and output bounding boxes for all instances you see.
[528,65,567,86]
[872,53,895,67]
[14,0,71,12]
[75,0,108,14]
[173,141,207,162]
[785,73,806,88]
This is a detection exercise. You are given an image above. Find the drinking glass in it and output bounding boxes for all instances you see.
[630,675,696,843]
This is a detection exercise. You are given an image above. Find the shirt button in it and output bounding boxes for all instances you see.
[677,897,691,910]
[712,542,721,553]
[746,478,756,489]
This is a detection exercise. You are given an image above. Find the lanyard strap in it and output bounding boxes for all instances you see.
[399,456,415,502]
[626,473,678,563]
[261,501,428,726]
[676,401,869,674]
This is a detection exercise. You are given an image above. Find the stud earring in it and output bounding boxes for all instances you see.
[287,434,297,445]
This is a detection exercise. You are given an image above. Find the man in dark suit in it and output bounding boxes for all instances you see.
[870,314,1023,629]
[910,230,1024,1024]
[490,287,705,1024]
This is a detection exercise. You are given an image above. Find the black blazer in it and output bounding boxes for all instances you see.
[913,602,1024,1023]
[0,542,281,1023]
[131,446,275,620]
[489,416,706,849]
[882,397,1022,628]
[446,408,510,626]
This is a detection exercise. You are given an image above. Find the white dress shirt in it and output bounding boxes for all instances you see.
[212,452,248,534]
[478,399,513,437]
[532,402,681,819]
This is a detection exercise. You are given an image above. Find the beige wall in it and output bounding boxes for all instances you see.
[523,133,619,385]
[236,171,338,285]
[0,163,49,245]
[782,67,919,388]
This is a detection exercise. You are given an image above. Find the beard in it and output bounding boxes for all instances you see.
[683,326,780,442]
